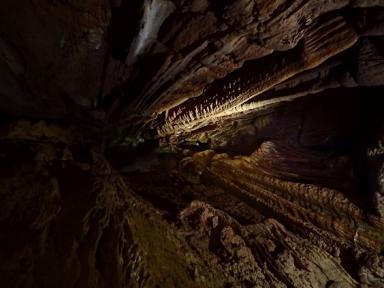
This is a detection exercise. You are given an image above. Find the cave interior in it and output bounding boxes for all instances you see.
[1,0,384,287]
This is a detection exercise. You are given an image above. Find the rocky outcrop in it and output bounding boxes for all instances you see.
[180,201,358,287]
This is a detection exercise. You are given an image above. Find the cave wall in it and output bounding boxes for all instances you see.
[0,121,225,288]
[1,0,384,287]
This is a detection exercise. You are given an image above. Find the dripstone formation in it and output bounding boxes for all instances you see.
[1,1,384,287]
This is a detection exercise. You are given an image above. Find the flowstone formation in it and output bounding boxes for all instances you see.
[1,1,384,287]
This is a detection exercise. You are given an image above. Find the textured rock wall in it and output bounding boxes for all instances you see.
[124,145,384,287]
[0,121,225,288]
[1,0,384,287]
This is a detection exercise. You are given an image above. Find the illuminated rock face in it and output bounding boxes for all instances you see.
[1,1,384,287]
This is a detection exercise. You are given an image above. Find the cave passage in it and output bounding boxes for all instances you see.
[1,1,384,287]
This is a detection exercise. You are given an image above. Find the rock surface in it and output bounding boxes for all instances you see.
[1,0,384,287]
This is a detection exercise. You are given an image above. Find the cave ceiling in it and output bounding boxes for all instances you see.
[1,0,384,287]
